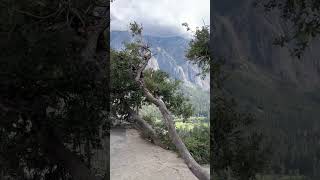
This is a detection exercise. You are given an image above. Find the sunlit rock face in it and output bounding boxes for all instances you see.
[146,56,160,70]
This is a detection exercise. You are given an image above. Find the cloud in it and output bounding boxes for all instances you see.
[110,0,210,38]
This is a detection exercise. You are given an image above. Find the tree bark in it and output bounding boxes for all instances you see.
[128,109,165,148]
[42,129,102,180]
[134,51,210,180]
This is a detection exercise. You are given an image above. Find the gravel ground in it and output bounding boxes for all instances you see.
[110,128,209,180]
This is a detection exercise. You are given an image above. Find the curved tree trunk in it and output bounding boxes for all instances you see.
[134,52,210,180]
[39,128,103,180]
[129,109,168,148]
[140,84,210,180]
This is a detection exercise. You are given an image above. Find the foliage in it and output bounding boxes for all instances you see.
[211,94,271,180]
[110,49,144,121]
[183,22,228,88]
[184,22,271,179]
[224,62,320,179]
[180,84,210,117]
[256,174,308,180]
[111,24,194,122]
[144,69,194,120]
[255,0,320,58]
[183,23,210,77]
[179,125,210,164]
[142,113,210,164]
[0,0,109,179]
[129,21,143,37]
[139,104,162,122]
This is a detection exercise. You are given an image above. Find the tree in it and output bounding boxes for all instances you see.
[184,23,270,179]
[182,23,210,78]
[211,95,270,180]
[110,22,210,180]
[0,0,110,179]
[255,0,320,58]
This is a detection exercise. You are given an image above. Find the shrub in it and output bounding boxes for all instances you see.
[179,125,210,164]
[142,114,210,164]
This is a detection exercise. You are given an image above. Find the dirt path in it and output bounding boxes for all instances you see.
[110,128,209,180]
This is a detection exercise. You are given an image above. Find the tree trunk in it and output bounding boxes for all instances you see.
[85,138,92,169]
[129,109,165,148]
[141,86,210,180]
[134,54,210,180]
[43,130,102,180]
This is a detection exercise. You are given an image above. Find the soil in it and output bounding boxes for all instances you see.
[110,128,209,180]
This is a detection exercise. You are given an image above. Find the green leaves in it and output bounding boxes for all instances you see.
[110,49,144,120]
[212,95,270,180]
[0,0,109,178]
[181,125,210,164]
[111,24,195,120]
[144,69,194,119]
[185,24,210,77]
[256,0,320,58]
[129,21,143,37]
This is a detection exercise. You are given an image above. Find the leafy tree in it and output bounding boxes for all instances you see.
[144,69,194,120]
[183,23,210,77]
[212,95,270,180]
[110,46,193,122]
[111,22,210,180]
[110,48,144,122]
[184,23,270,179]
[0,0,109,179]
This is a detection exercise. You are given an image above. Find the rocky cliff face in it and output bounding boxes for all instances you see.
[110,31,210,91]
[212,0,320,90]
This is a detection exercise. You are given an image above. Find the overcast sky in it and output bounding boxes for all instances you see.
[110,0,210,38]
